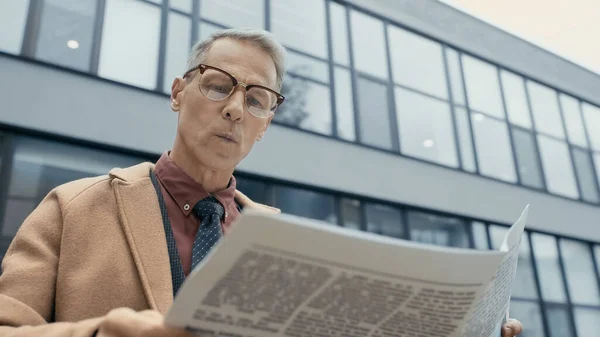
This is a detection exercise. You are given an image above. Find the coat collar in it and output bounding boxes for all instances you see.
[108,162,280,313]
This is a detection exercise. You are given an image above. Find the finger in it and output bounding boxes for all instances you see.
[507,319,523,335]
[502,325,513,337]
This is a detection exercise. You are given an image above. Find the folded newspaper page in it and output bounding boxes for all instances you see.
[165,205,529,337]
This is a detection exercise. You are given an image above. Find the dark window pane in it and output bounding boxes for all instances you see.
[511,128,544,189]
[273,186,336,224]
[340,198,361,231]
[471,221,488,250]
[545,305,575,337]
[508,300,544,337]
[571,147,600,203]
[560,239,600,305]
[445,48,465,106]
[35,0,97,72]
[334,67,356,141]
[454,107,476,172]
[407,211,469,248]
[365,203,404,239]
[531,233,567,302]
[356,77,392,150]
[537,135,579,199]
[582,102,600,151]
[235,177,268,205]
[574,307,600,337]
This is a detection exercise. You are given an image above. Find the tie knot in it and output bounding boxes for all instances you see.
[193,196,225,220]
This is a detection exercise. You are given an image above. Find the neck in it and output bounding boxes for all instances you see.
[169,146,233,194]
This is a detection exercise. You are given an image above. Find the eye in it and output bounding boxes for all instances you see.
[210,85,229,93]
[247,96,262,107]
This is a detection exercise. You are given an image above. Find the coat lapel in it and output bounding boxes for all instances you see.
[111,164,173,314]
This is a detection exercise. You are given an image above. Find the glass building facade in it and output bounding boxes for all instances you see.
[1,1,600,336]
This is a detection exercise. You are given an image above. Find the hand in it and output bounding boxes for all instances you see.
[96,308,194,337]
[501,318,523,337]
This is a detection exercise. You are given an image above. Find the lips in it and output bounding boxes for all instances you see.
[216,132,237,144]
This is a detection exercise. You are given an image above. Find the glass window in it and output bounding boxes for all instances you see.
[444,48,465,106]
[334,67,355,141]
[461,55,504,119]
[574,307,600,337]
[198,21,222,42]
[0,0,30,54]
[340,198,361,231]
[537,136,579,199]
[508,301,544,337]
[500,70,532,129]
[286,51,329,83]
[271,0,326,58]
[560,239,600,305]
[201,0,263,29]
[356,77,393,150]
[365,203,404,239]
[454,107,476,172]
[329,2,349,66]
[35,0,97,72]
[171,0,192,13]
[235,177,269,205]
[407,211,469,248]
[490,227,538,299]
[511,128,544,189]
[582,102,600,151]
[527,81,565,139]
[572,148,600,203]
[471,221,488,250]
[596,245,600,273]
[273,186,336,224]
[349,11,388,79]
[98,0,161,90]
[388,26,447,99]
[163,12,191,94]
[1,137,143,237]
[275,76,332,135]
[545,306,575,337]
[560,94,587,147]
[531,233,567,302]
[395,88,458,167]
[471,113,517,182]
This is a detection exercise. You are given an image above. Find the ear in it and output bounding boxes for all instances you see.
[257,116,273,141]
[170,77,186,112]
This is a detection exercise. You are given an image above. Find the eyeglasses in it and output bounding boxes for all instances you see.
[183,64,285,119]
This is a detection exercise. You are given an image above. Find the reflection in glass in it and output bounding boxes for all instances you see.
[571,148,600,203]
[163,12,191,93]
[1,137,142,237]
[582,102,600,151]
[471,221,488,250]
[334,67,356,141]
[275,75,332,135]
[99,0,161,89]
[0,0,30,54]
[407,212,469,248]
[531,233,567,302]
[170,0,192,13]
[365,203,404,239]
[201,0,263,29]
[235,177,268,205]
[574,307,600,337]
[388,26,448,99]
[445,48,465,106]
[340,198,361,231]
[527,81,565,139]
[329,2,349,66]
[286,51,329,83]
[471,113,517,182]
[273,186,337,224]
[508,300,544,337]
[271,0,326,58]
[356,77,393,150]
[511,128,544,189]
[36,0,97,72]
[454,107,476,172]
[545,306,575,337]
[537,135,579,199]
[395,88,458,167]
[349,11,388,79]
[560,239,600,305]
[560,94,588,147]
[500,70,532,129]
[462,55,504,118]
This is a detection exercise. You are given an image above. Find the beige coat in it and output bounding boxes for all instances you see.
[0,162,277,337]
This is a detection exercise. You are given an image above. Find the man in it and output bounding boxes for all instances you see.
[0,29,523,337]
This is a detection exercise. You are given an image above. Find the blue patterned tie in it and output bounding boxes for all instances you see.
[191,196,224,270]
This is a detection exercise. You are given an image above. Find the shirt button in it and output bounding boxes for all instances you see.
[183,204,190,211]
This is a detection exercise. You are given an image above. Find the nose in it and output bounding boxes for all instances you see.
[221,87,245,122]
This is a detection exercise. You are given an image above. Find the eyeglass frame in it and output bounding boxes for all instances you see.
[182,64,285,118]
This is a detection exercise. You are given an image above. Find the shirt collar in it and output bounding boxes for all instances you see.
[154,152,237,216]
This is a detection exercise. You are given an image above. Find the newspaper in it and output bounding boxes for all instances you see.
[165,205,529,337]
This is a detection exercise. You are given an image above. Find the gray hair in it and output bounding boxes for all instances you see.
[186,28,287,91]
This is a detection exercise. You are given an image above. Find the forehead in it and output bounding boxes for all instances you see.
[203,38,277,89]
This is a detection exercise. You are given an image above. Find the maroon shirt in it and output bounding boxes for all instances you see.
[154,152,240,276]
